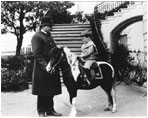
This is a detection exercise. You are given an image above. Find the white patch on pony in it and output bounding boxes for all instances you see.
[63,47,80,81]
[70,97,77,117]
[46,62,51,72]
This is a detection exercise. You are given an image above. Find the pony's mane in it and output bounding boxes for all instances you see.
[63,47,80,81]
[63,47,77,66]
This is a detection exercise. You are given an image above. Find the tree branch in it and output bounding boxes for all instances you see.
[2,12,17,35]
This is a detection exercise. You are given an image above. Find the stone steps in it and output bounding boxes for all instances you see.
[52,23,91,55]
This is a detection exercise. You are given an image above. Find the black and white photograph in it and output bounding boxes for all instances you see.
[1,1,147,117]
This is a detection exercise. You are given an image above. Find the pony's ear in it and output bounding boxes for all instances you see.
[59,47,64,52]
[60,46,67,50]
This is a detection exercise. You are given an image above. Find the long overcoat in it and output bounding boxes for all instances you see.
[31,31,61,96]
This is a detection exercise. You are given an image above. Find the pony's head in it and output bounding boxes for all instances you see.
[47,47,64,74]
[47,46,72,73]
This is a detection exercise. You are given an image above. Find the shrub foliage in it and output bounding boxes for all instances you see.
[1,54,34,91]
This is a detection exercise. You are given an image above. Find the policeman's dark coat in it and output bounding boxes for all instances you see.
[31,31,61,96]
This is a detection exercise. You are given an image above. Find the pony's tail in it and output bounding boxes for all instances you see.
[108,63,116,90]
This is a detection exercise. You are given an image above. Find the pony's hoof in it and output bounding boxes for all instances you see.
[69,114,76,117]
[69,110,77,117]
[112,108,117,113]
[104,105,112,111]
[104,107,111,111]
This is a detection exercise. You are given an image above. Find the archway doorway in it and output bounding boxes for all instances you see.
[110,15,143,53]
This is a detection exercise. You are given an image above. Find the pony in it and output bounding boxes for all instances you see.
[47,47,117,116]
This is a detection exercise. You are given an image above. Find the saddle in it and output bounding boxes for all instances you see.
[77,57,103,87]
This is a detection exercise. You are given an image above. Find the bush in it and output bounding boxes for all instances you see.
[1,54,34,92]
[1,69,28,91]
[112,45,147,86]
[111,44,135,81]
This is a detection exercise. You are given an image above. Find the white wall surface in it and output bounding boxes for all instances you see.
[122,22,144,52]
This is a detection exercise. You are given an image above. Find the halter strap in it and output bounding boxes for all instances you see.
[51,52,64,69]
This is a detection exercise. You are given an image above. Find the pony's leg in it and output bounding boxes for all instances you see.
[69,97,77,117]
[101,85,115,112]
[103,85,117,113]
[103,91,113,111]
[111,86,117,113]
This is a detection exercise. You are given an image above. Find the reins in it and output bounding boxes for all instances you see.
[50,52,80,75]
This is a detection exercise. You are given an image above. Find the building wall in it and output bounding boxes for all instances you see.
[143,2,147,53]
[121,21,144,52]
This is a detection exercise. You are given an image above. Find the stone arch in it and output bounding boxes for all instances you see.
[110,15,143,53]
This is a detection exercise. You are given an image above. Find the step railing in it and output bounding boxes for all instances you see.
[94,1,135,15]
[90,15,110,61]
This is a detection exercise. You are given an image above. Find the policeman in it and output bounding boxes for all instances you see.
[31,16,62,117]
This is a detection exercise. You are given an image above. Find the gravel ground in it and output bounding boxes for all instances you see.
[1,83,147,117]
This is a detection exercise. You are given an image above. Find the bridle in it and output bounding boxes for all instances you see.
[49,50,64,74]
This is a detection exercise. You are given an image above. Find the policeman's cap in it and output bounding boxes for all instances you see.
[40,16,53,27]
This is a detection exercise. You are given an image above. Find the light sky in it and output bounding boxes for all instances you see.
[68,1,101,14]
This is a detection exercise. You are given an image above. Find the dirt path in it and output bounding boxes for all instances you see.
[1,83,147,117]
